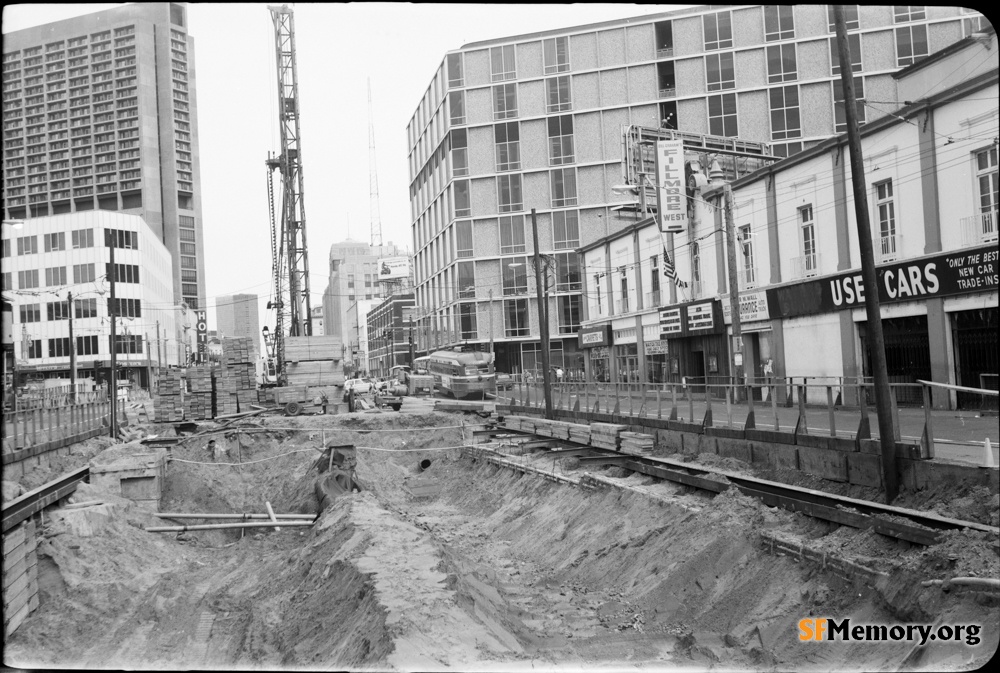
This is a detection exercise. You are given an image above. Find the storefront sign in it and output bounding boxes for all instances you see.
[645,339,669,355]
[686,302,715,331]
[655,140,687,233]
[659,308,682,336]
[768,245,999,320]
[721,290,770,324]
[578,324,612,348]
[591,346,610,359]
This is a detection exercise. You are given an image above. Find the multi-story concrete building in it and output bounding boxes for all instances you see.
[1,211,186,389]
[215,293,260,357]
[310,305,324,336]
[581,27,998,410]
[2,2,208,318]
[406,4,989,376]
[321,239,404,351]
[367,293,416,378]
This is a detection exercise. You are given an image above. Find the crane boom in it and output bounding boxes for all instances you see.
[268,4,312,347]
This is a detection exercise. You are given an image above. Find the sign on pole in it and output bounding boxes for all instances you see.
[195,310,208,363]
[655,139,687,234]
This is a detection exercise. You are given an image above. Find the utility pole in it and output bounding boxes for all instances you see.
[530,208,553,419]
[723,183,744,397]
[488,288,494,362]
[835,5,898,503]
[108,233,117,440]
[156,320,162,368]
[68,291,76,403]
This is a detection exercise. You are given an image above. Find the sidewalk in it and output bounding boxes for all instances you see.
[500,384,999,467]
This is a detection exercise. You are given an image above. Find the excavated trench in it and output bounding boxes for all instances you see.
[4,412,998,671]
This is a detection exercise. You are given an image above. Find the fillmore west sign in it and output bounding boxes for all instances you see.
[655,139,687,234]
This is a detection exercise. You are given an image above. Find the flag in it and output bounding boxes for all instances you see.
[663,249,688,288]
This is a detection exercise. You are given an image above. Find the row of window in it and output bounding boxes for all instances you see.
[5,262,99,290]
[16,296,142,323]
[454,295,582,340]
[454,210,580,260]
[451,167,578,218]
[21,334,142,360]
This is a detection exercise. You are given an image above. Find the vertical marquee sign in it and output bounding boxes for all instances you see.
[655,139,687,234]
[195,309,208,363]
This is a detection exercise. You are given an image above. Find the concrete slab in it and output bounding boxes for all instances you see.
[715,436,752,464]
[750,443,799,471]
[797,445,848,482]
[49,503,116,537]
[847,452,883,488]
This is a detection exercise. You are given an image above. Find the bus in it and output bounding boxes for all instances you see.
[426,349,495,399]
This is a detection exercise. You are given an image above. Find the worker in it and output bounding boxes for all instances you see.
[320,391,329,415]
[206,439,217,462]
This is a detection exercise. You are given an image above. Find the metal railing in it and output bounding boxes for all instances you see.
[960,212,998,245]
[9,383,108,411]
[790,253,820,279]
[877,233,901,263]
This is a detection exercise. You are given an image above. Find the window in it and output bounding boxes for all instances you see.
[180,228,197,242]
[555,251,581,291]
[655,20,674,57]
[27,339,42,359]
[650,254,661,299]
[766,44,797,83]
[875,180,897,260]
[364,273,372,287]
[19,303,41,323]
[504,298,529,337]
[490,45,516,82]
[705,52,735,91]
[109,297,141,318]
[828,5,859,31]
[77,334,98,355]
[558,295,581,334]
[800,205,817,275]
[552,210,579,249]
[830,34,862,75]
[180,255,196,269]
[492,83,517,120]
[454,179,470,218]
[451,128,468,177]
[494,122,520,172]
[104,228,138,249]
[113,334,143,354]
[448,91,465,126]
[497,174,522,213]
[704,11,733,50]
[499,215,526,254]
[347,274,355,288]
[45,266,67,286]
[550,167,577,207]
[833,77,865,134]
[457,261,476,298]
[738,225,756,288]
[545,76,571,113]
[446,52,464,88]
[47,300,70,320]
[502,256,528,295]
[548,115,574,165]
[619,276,629,314]
[769,85,800,140]
[894,6,925,22]
[106,263,140,283]
[456,219,474,258]
[75,297,97,318]
[0,272,9,291]
[49,337,72,358]
[764,5,794,41]
[543,36,570,74]
[18,269,39,289]
[44,231,66,252]
[17,235,37,255]
[975,147,998,241]
[1,240,8,258]
[71,227,94,248]
[708,93,738,137]
[895,25,928,67]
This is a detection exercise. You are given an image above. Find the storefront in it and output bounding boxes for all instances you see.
[951,307,998,409]
[658,299,728,393]
[722,289,774,386]
[579,324,612,382]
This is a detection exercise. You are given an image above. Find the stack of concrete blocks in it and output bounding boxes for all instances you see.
[88,443,168,512]
[2,518,38,637]
[620,431,655,455]
[184,365,213,420]
[152,368,185,422]
[216,337,257,415]
[591,423,627,450]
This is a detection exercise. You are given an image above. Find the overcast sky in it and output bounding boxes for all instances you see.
[3,3,681,331]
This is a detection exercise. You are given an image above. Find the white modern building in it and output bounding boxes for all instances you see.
[1,211,190,389]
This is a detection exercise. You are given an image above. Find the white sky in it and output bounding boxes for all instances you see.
[3,3,683,331]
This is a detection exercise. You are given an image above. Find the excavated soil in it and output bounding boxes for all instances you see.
[3,411,998,671]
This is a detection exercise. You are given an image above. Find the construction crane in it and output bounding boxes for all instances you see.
[265,4,312,384]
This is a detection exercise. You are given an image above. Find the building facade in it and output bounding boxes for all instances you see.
[367,293,416,378]
[406,4,989,377]
[215,293,260,356]
[2,2,208,317]
[581,28,998,410]
[310,305,324,336]
[1,211,186,389]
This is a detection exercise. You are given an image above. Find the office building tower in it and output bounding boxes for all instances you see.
[3,2,207,312]
[215,293,260,356]
[406,4,989,376]
[322,239,405,350]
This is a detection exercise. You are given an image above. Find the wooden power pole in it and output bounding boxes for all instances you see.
[834,5,898,502]
[530,208,553,419]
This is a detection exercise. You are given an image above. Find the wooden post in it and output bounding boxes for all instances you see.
[771,383,779,431]
[797,384,807,435]
[827,385,837,437]
[920,383,935,459]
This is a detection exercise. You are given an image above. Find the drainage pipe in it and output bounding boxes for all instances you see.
[418,459,432,472]
[156,513,317,520]
[145,521,314,532]
[921,578,1000,589]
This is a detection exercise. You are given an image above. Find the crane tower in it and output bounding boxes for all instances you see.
[266,4,312,377]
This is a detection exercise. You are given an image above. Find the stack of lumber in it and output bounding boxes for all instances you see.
[568,424,592,445]
[217,337,257,414]
[258,387,277,406]
[501,416,528,432]
[590,422,626,450]
[236,389,257,411]
[284,336,345,387]
[184,365,213,420]
[212,369,239,416]
[620,431,655,455]
[222,336,255,366]
[532,419,573,441]
[152,368,184,422]
[400,397,435,413]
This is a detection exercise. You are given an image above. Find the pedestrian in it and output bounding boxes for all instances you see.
[320,391,329,415]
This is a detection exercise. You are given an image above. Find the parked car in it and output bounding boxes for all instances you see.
[342,378,374,401]
[495,372,514,390]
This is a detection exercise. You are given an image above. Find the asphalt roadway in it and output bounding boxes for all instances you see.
[497,384,999,467]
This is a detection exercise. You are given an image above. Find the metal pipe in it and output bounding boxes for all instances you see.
[418,458,432,472]
[265,501,280,531]
[155,512,317,520]
[145,521,314,533]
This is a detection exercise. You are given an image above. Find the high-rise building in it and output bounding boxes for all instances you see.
[2,2,207,314]
[215,293,260,355]
[407,4,989,376]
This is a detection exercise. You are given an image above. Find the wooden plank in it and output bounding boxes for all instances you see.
[622,460,729,494]
[1,525,26,558]
[3,573,28,610]
[4,599,30,637]
[577,454,631,464]
[2,554,27,588]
